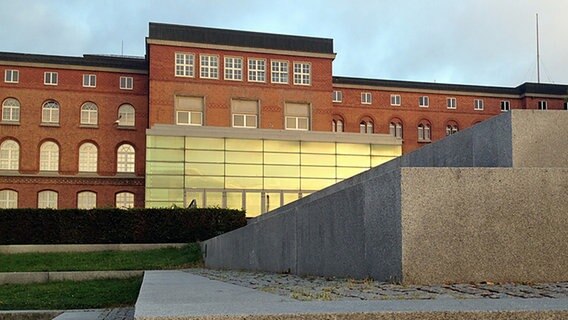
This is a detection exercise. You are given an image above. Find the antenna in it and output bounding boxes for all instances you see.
[121,40,124,56]
[536,13,540,83]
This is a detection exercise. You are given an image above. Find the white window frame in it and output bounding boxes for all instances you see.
[447,97,457,109]
[538,100,548,110]
[474,99,484,110]
[118,104,135,127]
[4,69,19,83]
[232,114,257,128]
[40,141,59,171]
[332,91,343,103]
[0,190,17,208]
[120,76,133,90]
[42,101,60,124]
[446,124,459,136]
[77,191,96,209]
[116,192,134,209]
[224,56,243,81]
[200,54,219,79]
[285,116,309,131]
[361,92,372,104]
[44,72,58,85]
[389,122,403,138]
[38,190,58,209]
[501,100,510,112]
[2,98,20,122]
[332,119,344,132]
[82,74,96,88]
[79,142,98,173]
[176,111,203,126]
[80,102,98,126]
[175,52,195,77]
[0,139,19,170]
[248,58,266,83]
[390,94,401,106]
[117,144,135,173]
[293,62,311,85]
[359,121,373,134]
[271,60,288,84]
[419,96,429,108]
[418,123,431,142]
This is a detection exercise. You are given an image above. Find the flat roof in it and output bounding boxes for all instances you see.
[0,52,147,70]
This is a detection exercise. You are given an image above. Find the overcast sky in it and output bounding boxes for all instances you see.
[1,0,566,87]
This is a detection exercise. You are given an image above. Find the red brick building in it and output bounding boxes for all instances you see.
[1,22,567,209]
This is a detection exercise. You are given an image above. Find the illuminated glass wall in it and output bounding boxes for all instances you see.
[146,135,401,216]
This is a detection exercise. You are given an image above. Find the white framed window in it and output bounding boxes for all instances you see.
[359,121,373,134]
[285,116,309,130]
[176,96,203,126]
[332,119,344,132]
[447,97,457,109]
[42,101,60,124]
[118,104,135,127]
[177,111,202,126]
[474,99,484,110]
[224,57,243,81]
[0,190,17,208]
[271,60,288,84]
[232,114,257,128]
[390,95,401,106]
[116,192,134,209]
[4,69,19,83]
[231,99,258,128]
[79,142,98,172]
[418,123,431,142]
[501,100,510,112]
[200,54,219,79]
[80,102,98,126]
[248,58,266,82]
[40,141,59,171]
[293,62,311,85]
[77,191,96,209]
[361,92,372,104]
[389,121,403,138]
[117,144,135,173]
[175,52,194,77]
[285,103,310,130]
[332,91,342,103]
[2,98,20,122]
[0,139,19,170]
[44,72,58,85]
[120,76,133,90]
[38,190,58,209]
[419,96,429,107]
[538,100,548,110]
[82,74,96,87]
[446,124,459,136]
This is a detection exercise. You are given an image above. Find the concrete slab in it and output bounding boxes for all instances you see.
[52,309,103,320]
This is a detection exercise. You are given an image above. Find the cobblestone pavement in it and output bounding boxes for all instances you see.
[188,268,568,301]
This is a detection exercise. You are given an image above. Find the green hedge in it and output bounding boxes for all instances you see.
[0,207,246,245]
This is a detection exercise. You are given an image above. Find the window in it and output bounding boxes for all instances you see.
[82,74,96,87]
[38,190,58,209]
[271,60,288,84]
[538,100,548,110]
[359,120,373,134]
[361,92,372,104]
[0,190,17,208]
[391,95,401,106]
[474,99,484,110]
[446,123,459,136]
[248,58,266,82]
[224,57,243,81]
[79,142,98,172]
[175,53,194,77]
[80,102,98,126]
[4,69,19,83]
[285,103,310,130]
[332,91,342,103]
[116,192,134,209]
[118,104,135,127]
[447,98,457,109]
[44,72,58,85]
[0,139,19,170]
[501,100,510,112]
[418,122,431,142]
[293,62,310,85]
[200,55,219,79]
[564,102,568,111]
[419,96,429,107]
[389,121,403,138]
[2,98,20,122]
[40,141,59,171]
[77,191,96,209]
[175,96,203,126]
[117,144,135,173]
[120,76,133,90]
[231,100,258,128]
[42,101,60,124]
[332,119,344,132]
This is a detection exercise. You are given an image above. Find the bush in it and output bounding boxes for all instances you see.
[0,207,246,245]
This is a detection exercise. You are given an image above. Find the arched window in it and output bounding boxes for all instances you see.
[116,192,134,209]
[42,101,60,124]
[359,120,373,134]
[40,141,59,171]
[118,104,135,127]
[38,190,58,209]
[0,139,19,170]
[117,144,135,173]
[2,98,20,122]
[389,120,403,138]
[80,102,98,125]
[332,118,344,132]
[0,190,18,208]
[79,142,98,172]
[445,121,459,136]
[417,121,431,142]
[77,191,97,209]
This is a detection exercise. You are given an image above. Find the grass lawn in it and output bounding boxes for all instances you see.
[0,277,142,310]
[0,243,202,272]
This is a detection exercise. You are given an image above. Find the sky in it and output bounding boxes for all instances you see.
[1,0,567,87]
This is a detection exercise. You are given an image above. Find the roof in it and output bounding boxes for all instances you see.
[0,52,147,70]
[148,22,334,54]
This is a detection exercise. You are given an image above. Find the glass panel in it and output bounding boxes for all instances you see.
[336,143,370,155]
[145,188,184,202]
[226,139,262,151]
[226,151,263,164]
[264,140,299,153]
[337,167,368,179]
[146,162,184,175]
[146,149,184,162]
[371,145,402,156]
[185,163,224,176]
[147,136,184,149]
[301,178,335,190]
[226,177,262,189]
[301,154,335,166]
[265,192,281,213]
[264,177,299,190]
[264,165,300,178]
[205,191,223,208]
[300,166,335,179]
[301,142,335,154]
[226,191,244,210]
[186,190,203,207]
[186,150,224,163]
[371,156,395,167]
[146,175,184,188]
[146,201,184,208]
[226,164,262,177]
[185,137,224,150]
[264,152,300,165]
[185,176,224,188]
[337,155,371,167]
[283,192,300,206]
[245,192,262,217]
